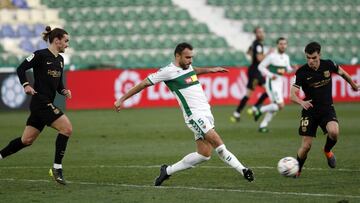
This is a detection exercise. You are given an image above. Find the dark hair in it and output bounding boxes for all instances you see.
[253,26,262,34]
[42,26,68,43]
[276,37,287,44]
[174,42,193,56]
[305,42,321,54]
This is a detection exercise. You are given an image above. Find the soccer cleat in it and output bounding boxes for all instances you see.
[258,127,269,133]
[49,167,66,185]
[246,108,253,115]
[242,168,255,182]
[230,112,240,123]
[293,171,301,179]
[324,150,336,168]
[252,107,262,122]
[154,165,171,186]
[230,116,240,123]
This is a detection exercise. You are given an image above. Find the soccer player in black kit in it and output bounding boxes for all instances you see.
[231,26,269,122]
[0,26,72,185]
[290,42,359,177]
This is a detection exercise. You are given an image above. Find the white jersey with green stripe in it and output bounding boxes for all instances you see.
[258,51,292,79]
[147,63,211,119]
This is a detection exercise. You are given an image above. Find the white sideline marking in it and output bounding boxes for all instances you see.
[0,165,359,172]
[0,178,359,199]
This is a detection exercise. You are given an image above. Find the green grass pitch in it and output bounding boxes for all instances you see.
[0,103,359,202]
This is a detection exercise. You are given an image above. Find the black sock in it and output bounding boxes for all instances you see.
[0,137,28,158]
[297,155,307,172]
[255,92,268,107]
[236,96,249,113]
[324,136,337,152]
[54,134,69,164]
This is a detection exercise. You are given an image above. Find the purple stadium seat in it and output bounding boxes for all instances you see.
[12,0,28,8]
[19,39,35,52]
[34,24,45,36]
[17,24,34,37]
[1,25,17,38]
[36,40,47,49]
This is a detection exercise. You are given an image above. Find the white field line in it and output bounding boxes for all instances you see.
[0,165,359,172]
[0,178,359,199]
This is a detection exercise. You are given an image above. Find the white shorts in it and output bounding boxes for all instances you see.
[265,76,284,104]
[185,112,215,140]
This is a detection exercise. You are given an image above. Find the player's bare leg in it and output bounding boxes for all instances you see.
[154,139,211,186]
[205,129,254,182]
[0,126,40,159]
[323,121,339,168]
[231,89,253,122]
[49,115,72,185]
[296,136,313,177]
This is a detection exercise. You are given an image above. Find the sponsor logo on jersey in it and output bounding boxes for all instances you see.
[48,70,61,78]
[185,74,198,84]
[324,70,330,78]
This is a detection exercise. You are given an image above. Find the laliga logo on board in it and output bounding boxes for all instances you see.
[199,71,248,101]
[114,70,142,108]
[1,74,26,108]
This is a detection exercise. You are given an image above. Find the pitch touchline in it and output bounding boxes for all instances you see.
[0,178,359,199]
[0,165,359,172]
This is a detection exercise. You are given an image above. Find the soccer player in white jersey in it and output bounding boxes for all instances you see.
[251,37,293,133]
[114,42,254,186]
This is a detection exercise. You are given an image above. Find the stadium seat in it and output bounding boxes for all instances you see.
[15,9,31,24]
[12,0,28,8]
[70,54,83,65]
[99,54,113,65]
[4,55,20,66]
[17,25,34,37]
[1,25,17,37]
[19,39,35,52]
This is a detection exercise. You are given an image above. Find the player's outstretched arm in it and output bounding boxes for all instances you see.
[337,66,360,91]
[114,79,152,112]
[194,67,228,75]
[290,85,313,110]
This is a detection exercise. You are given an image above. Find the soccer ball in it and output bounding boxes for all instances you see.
[277,157,299,177]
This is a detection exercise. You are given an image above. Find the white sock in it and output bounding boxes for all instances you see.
[53,163,62,169]
[166,152,210,175]
[233,111,240,118]
[260,112,275,128]
[215,144,246,175]
[260,103,279,113]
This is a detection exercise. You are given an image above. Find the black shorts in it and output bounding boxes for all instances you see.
[26,103,64,132]
[298,106,338,137]
[246,68,265,90]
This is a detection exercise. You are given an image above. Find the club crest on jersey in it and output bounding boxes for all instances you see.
[185,75,198,84]
[324,70,330,78]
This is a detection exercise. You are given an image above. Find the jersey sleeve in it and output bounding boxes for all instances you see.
[16,52,40,87]
[286,55,293,72]
[254,43,264,55]
[293,70,303,88]
[258,54,274,78]
[57,58,66,94]
[328,60,339,73]
[147,68,174,85]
